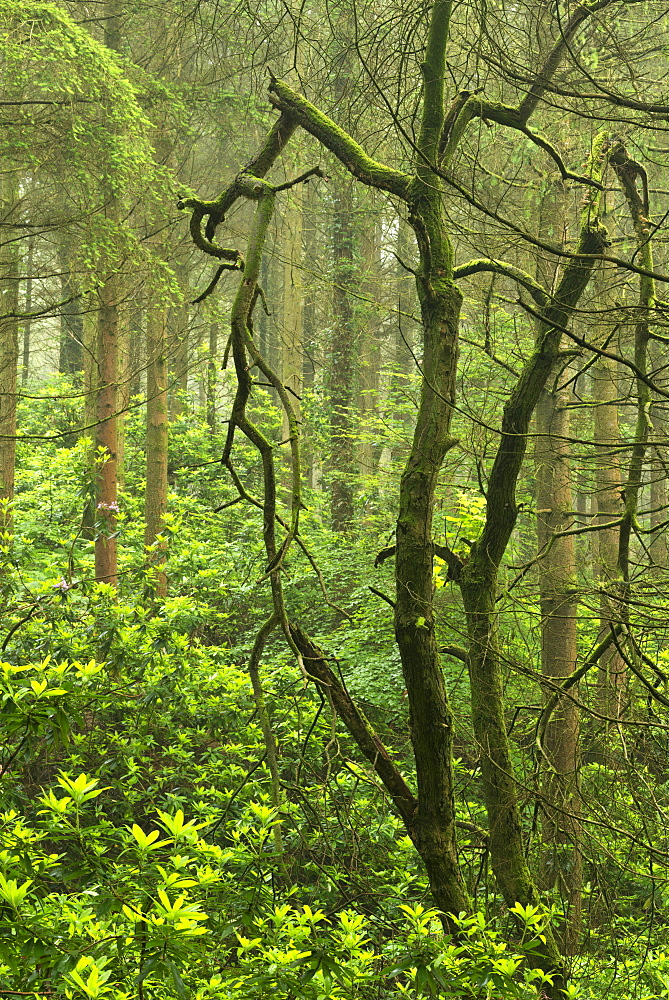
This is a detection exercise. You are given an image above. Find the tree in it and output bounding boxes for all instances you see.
[178,0,669,986]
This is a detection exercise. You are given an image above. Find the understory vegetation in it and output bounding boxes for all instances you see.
[2,399,669,999]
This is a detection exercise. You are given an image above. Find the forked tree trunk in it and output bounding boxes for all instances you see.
[185,1,623,986]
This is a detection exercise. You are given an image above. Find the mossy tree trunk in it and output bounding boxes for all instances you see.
[186,0,628,985]
[458,168,608,987]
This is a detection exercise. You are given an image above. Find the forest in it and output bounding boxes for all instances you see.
[2,0,669,997]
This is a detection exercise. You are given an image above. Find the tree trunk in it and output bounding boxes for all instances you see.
[532,174,581,954]
[648,341,668,571]
[592,349,625,719]
[145,304,168,597]
[169,275,189,419]
[81,302,97,541]
[281,184,303,492]
[116,301,130,493]
[58,243,83,377]
[22,235,33,385]
[129,303,143,398]
[459,176,608,991]
[93,0,122,584]
[357,196,380,481]
[0,170,19,539]
[94,272,119,586]
[328,179,356,531]
[206,321,218,432]
[535,376,581,954]
[394,274,469,923]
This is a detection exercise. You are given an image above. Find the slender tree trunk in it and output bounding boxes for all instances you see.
[301,183,318,488]
[592,348,625,718]
[116,301,131,493]
[602,145,655,719]
[22,235,33,385]
[129,303,143,398]
[258,252,271,361]
[81,302,97,540]
[357,198,380,480]
[532,174,582,954]
[93,0,122,584]
[59,243,83,377]
[649,342,668,571]
[328,180,356,530]
[145,304,168,597]
[94,271,119,585]
[169,270,189,419]
[206,321,218,432]
[281,185,303,488]
[535,376,582,954]
[197,9,613,986]
[0,170,19,538]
